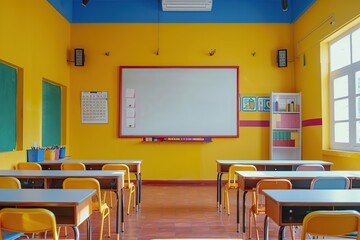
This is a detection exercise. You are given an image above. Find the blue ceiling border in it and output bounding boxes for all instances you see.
[47,0,316,24]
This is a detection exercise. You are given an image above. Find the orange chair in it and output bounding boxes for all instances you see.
[0,208,58,240]
[301,210,360,240]
[224,164,257,215]
[249,179,294,240]
[16,162,42,170]
[0,177,27,239]
[63,178,111,240]
[16,162,43,188]
[0,177,21,189]
[60,162,86,170]
[58,162,87,237]
[102,164,136,214]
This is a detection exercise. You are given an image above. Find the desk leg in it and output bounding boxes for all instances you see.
[120,189,125,232]
[139,173,142,204]
[237,187,240,232]
[72,226,80,240]
[278,226,285,240]
[242,191,248,233]
[217,173,223,210]
[114,189,124,238]
[87,217,92,240]
[135,173,139,212]
[264,215,269,240]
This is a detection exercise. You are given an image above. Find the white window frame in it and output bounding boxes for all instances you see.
[330,25,360,152]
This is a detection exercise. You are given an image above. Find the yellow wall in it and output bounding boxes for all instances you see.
[70,24,294,180]
[293,0,360,168]
[4,1,359,178]
[0,0,71,169]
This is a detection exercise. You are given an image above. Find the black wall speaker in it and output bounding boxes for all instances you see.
[277,49,287,67]
[282,0,288,11]
[74,48,85,66]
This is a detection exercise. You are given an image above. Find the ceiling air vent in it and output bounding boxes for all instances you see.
[162,0,212,11]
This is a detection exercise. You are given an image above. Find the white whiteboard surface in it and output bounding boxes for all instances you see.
[119,67,239,137]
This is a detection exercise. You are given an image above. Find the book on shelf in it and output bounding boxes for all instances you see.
[273,98,299,112]
[272,131,297,147]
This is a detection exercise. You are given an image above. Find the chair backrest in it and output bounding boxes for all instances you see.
[16,162,42,170]
[0,208,58,240]
[63,178,102,204]
[228,164,257,185]
[60,162,86,170]
[301,210,360,240]
[0,177,21,189]
[296,164,325,171]
[310,176,350,189]
[102,164,131,186]
[254,179,292,213]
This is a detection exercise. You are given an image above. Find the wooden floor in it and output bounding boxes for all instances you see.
[58,184,349,240]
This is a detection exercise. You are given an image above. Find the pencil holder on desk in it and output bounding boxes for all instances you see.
[45,149,55,160]
[27,149,45,162]
[54,148,60,160]
[59,147,66,159]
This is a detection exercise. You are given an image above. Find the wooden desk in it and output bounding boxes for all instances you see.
[39,159,142,209]
[235,170,359,234]
[216,160,332,209]
[263,189,360,240]
[0,170,125,237]
[0,189,95,240]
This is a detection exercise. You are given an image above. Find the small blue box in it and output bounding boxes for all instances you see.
[59,147,66,159]
[27,149,45,162]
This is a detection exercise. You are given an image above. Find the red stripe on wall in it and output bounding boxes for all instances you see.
[239,120,270,127]
[239,118,322,128]
[302,118,322,127]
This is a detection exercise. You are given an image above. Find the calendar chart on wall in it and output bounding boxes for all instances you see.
[119,66,239,138]
[81,91,108,124]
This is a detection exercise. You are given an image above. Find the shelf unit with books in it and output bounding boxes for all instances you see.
[270,92,301,160]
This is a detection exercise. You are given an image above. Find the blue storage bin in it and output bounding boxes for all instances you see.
[27,149,45,162]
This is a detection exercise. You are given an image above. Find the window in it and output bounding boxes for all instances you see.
[0,62,17,152]
[330,25,360,151]
[42,81,61,147]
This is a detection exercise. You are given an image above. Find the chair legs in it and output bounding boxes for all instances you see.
[127,185,136,215]
[104,186,136,215]
[223,186,230,215]
[58,209,111,240]
[103,191,114,208]
[57,227,68,237]
[99,206,111,240]
[249,209,260,240]
[249,208,294,240]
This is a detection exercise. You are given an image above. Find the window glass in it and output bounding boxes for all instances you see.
[357,121,360,144]
[357,96,360,119]
[352,28,360,63]
[333,75,348,99]
[330,35,351,71]
[334,122,349,143]
[356,71,360,94]
[330,24,360,151]
[334,98,349,121]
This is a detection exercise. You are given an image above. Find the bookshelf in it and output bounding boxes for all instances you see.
[270,92,301,160]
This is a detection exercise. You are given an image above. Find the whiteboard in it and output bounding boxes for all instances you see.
[119,67,239,137]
